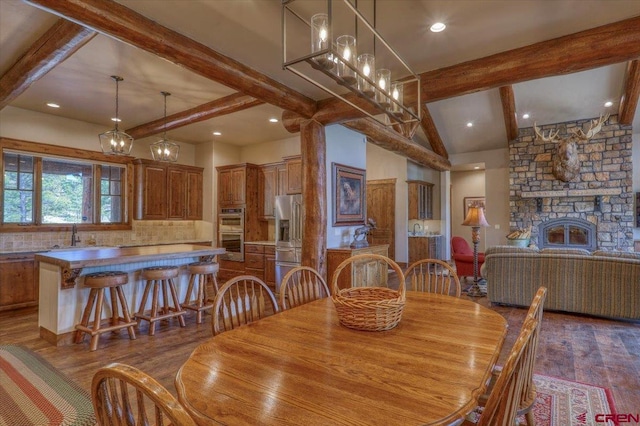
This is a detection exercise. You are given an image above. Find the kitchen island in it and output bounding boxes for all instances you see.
[35,244,225,345]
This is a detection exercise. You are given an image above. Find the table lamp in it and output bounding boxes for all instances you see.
[462,204,490,297]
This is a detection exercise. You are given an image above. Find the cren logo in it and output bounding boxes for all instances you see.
[595,413,640,424]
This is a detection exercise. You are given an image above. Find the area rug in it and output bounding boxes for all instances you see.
[466,373,617,426]
[0,345,95,426]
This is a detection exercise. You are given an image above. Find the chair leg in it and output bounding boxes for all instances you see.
[74,288,97,344]
[168,278,186,327]
[183,274,196,307]
[525,410,535,426]
[195,275,205,324]
[116,286,137,341]
[89,288,105,351]
[149,281,160,336]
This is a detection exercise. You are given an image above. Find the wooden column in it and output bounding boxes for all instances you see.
[300,119,327,278]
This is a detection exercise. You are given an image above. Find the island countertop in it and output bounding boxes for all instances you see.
[35,244,225,270]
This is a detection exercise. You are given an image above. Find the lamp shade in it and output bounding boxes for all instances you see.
[462,206,490,227]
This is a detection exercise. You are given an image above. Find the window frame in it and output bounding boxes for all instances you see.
[1,137,134,233]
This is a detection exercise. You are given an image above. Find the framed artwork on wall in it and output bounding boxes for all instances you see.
[636,192,640,228]
[464,196,485,218]
[332,162,366,226]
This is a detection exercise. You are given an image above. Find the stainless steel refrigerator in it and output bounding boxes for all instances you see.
[275,194,302,291]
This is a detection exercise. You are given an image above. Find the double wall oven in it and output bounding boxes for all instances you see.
[218,208,244,261]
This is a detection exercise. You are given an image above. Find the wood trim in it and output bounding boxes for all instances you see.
[619,60,640,125]
[499,86,519,141]
[25,0,317,118]
[0,137,134,164]
[127,93,264,139]
[419,16,640,102]
[420,105,448,159]
[367,178,397,185]
[343,119,451,171]
[39,326,74,346]
[0,19,96,109]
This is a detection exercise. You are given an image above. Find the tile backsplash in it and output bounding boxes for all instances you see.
[0,220,208,252]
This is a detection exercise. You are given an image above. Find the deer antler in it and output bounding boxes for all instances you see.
[570,113,610,140]
[534,123,560,142]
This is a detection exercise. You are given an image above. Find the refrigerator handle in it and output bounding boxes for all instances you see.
[294,201,302,243]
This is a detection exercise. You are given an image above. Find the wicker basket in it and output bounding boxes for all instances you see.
[330,253,406,331]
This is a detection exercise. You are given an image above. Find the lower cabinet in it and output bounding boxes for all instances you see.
[264,246,276,289]
[0,253,38,311]
[326,245,389,292]
[218,259,245,284]
[245,244,265,281]
[408,236,445,264]
[219,244,276,291]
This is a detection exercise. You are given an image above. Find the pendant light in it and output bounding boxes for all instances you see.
[150,91,180,162]
[98,76,134,155]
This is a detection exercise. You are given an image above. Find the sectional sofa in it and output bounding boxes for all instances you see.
[483,246,640,320]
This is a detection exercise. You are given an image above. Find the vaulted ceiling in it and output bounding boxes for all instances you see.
[1,0,639,169]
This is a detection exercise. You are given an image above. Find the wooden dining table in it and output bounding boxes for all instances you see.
[175,292,508,426]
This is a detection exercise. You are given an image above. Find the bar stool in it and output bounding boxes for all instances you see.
[74,271,137,351]
[182,261,220,324]
[135,266,186,335]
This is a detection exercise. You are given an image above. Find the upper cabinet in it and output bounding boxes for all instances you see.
[407,180,433,220]
[259,162,287,219]
[284,155,302,194]
[135,159,203,220]
[218,165,247,207]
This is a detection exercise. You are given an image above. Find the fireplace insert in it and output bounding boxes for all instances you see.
[538,218,596,251]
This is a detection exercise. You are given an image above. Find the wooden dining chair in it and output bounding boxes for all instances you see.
[212,275,279,336]
[92,362,197,426]
[279,266,330,310]
[404,259,462,297]
[462,316,539,426]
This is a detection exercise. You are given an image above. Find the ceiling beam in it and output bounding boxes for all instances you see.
[419,16,640,102]
[420,105,448,159]
[618,60,640,125]
[342,118,451,171]
[25,0,317,118]
[499,86,518,141]
[0,19,96,109]
[126,93,264,140]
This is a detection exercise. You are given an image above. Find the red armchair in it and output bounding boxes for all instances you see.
[451,236,485,280]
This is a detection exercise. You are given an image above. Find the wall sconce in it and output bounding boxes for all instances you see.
[536,198,543,213]
[594,195,602,212]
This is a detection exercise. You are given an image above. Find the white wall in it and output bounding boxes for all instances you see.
[240,135,300,164]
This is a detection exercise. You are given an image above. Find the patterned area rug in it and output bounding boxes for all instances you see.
[466,373,617,426]
[0,345,96,426]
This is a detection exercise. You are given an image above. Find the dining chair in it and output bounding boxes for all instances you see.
[212,275,279,336]
[462,316,539,426]
[92,362,197,426]
[279,266,330,310]
[404,259,461,297]
[475,286,547,425]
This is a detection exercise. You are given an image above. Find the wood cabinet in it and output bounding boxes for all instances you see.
[264,246,276,289]
[407,180,433,220]
[0,253,37,311]
[135,159,203,220]
[218,258,245,283]
[218,165,247,207]
[284,155,302,194]
[408,236,444,264]
[326,245,389,291]
[635,240,640,252]
[258,162,287,219]
[242,243,277,291]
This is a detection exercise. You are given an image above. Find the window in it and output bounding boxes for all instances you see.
[1,139,132,231]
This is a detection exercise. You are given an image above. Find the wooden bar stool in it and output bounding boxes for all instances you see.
[135,266,186,335]
[74,271,137,351]
[182,261,219,324]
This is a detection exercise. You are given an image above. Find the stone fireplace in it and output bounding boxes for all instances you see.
[509,114,633,251]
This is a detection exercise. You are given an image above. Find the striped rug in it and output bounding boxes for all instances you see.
[0,345,95,426]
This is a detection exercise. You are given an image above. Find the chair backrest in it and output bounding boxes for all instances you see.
[279,266,330,310]
[330,253,404,290]
[478,317,539,426]
[451,236,474,256]
[92,362,196,426]
[212,275,279,335]
[404,259,461,297]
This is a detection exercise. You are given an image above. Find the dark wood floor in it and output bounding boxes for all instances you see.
[1,284,639,418]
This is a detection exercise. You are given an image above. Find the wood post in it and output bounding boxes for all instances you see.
[300,119,327,278]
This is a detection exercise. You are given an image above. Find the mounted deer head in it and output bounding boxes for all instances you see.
[534,114,609,182]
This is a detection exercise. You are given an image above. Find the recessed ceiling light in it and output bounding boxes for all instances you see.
[522,113,530,119]
[466,122,473,128]
[604,101,613,108]
[269,118,279,123]
[111,117,121,122]
[474,166,480,170]
[213,131,222,136]
[46,102,60,108]
[430,22,446,33]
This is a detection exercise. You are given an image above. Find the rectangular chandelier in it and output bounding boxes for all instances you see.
[282,0,421,126]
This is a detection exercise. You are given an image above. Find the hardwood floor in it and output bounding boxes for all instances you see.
[1,287,639,419]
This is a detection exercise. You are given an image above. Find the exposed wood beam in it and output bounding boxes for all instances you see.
[342,118,451,171]
[499,86,519,141]
[618,60,640,125]
[25,0,317,118]
[420,16,640,102]
[420,105,448,159]
[0,19,96,109]
[127,93,263,139]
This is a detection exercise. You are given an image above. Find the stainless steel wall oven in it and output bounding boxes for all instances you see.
[219,208,244,261]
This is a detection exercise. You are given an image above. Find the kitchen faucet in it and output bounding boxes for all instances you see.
[412,223,422,235]
[71,224,80,247]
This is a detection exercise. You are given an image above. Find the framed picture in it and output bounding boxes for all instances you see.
[636,192,640,228]
[463,196,485,218]
[332,162,366,226]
